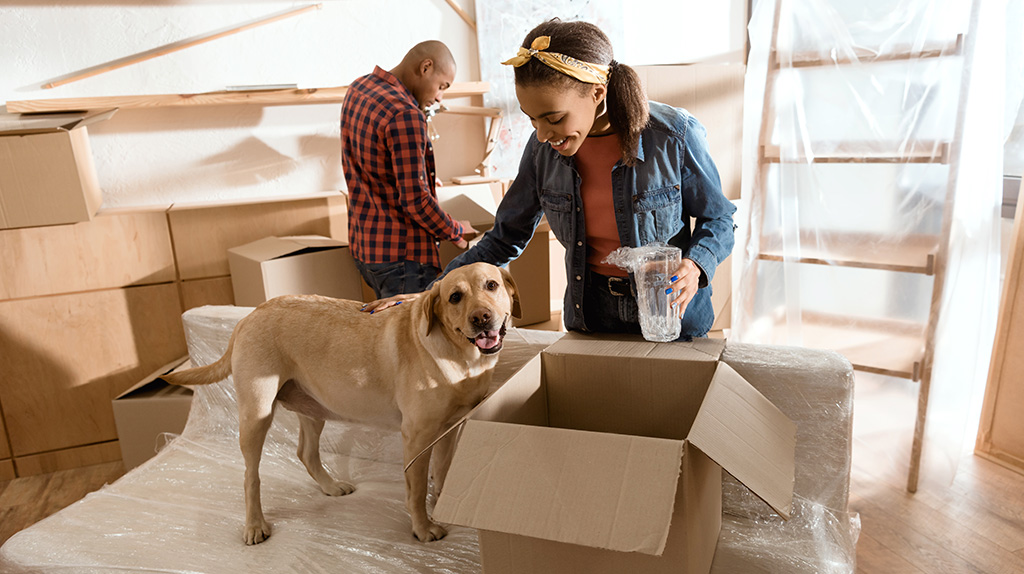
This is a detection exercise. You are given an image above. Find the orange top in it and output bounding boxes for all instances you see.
[575,132,627,277]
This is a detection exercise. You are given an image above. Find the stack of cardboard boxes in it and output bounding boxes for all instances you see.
[0,185,348,477]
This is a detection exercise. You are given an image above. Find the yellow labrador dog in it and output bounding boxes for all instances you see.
[163,262,520,545]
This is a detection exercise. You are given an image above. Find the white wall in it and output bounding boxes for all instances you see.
[0,1,482,208]
[0,1,744,209]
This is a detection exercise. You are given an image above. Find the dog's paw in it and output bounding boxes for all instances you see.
[413,521,448,542]
[244,520,272,545]
[321,480,355,497]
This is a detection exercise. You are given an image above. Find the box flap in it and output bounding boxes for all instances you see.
[0,109,117,136]
[280,234,348,249]
[547,332,725,362]
[434,420,684,556]
[437,183,498,229]
[227,235,342,263]
[116,356,190,400]
[687,362,796,519]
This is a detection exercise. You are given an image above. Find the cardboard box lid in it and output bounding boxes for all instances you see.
[115,356,192,400]
[546,331,726,362]
[228,235,347,263]
[0,109,117,137]
[436,183,498,229]
[687,361,796,519]
[433,420,684,556]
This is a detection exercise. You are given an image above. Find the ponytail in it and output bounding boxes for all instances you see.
[606,60,649,166]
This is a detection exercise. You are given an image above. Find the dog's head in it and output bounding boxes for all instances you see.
[420,263,521,355]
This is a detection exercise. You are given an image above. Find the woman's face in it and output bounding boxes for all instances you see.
[516,82,608,157]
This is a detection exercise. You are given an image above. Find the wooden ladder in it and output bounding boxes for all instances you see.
[740,0,979,492]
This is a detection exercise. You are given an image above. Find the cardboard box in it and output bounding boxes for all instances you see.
[434,333,796,574]
[0,109,115,229]
[0,210,175,300]
[639,64,745,334]
[0,283,187,457]
[636,64,744,202]
[112,356,193,470]
[438,183,555,326]
[228,235,365,306]
[168,192,348,280]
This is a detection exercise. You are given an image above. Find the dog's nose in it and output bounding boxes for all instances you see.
[471,309,491,327]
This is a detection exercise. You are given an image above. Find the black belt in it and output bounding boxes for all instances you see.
[593,272,633,297]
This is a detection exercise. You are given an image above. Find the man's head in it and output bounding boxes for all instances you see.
[391,40,456,111]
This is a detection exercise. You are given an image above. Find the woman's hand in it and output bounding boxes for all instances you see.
[360,293,421,314]
[666,258,701,319]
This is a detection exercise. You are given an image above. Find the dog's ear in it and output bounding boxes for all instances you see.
[499,266,522,319]
[420,281,441,336]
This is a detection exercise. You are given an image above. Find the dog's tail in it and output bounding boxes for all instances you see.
[162,329,237,387]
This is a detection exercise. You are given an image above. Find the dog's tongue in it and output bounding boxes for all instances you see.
[474,330,502,350]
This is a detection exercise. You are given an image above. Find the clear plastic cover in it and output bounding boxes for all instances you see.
[604,243,683,342]
[734,0,1003,489]
[714,343,860,572]
[1,305,858,573]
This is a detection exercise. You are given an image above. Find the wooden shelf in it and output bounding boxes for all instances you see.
[761,142,949,164]
[757,232,939,275]
[5,81,490,114]
[762,311,926,380]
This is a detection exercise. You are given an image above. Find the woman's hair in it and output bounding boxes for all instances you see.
[515,19,649,165]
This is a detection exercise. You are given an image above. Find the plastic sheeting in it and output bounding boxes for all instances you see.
[734,0,1004,488]
[1,305,859,573]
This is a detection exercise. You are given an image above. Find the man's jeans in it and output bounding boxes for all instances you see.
[355,260,441,299]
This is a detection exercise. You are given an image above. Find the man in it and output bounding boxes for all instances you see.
[341,40,476,298]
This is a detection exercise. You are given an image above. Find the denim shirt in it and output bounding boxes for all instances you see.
[446,101,736,335]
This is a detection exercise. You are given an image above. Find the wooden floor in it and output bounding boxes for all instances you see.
[0,459,126,546]
[1,373,1023,573]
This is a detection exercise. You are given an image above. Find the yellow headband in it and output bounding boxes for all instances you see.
[501,36,610,85]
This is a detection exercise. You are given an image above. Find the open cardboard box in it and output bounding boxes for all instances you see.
[112,356,193,470]
[0,109,115,229]
[434,332,796,574]
[227,235,365,306]
[438,183,556,327]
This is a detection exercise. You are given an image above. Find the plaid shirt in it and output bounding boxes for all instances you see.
[340,66,463,267]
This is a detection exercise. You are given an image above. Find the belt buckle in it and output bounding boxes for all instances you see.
[607,276,631,297]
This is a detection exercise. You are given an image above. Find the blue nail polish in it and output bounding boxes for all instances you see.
[370,310,374,314]
[396,301,403,305]
[665,287,673,294]
[671,275,678,282]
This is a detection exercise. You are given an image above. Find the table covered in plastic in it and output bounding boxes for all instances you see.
[0,305,860,573]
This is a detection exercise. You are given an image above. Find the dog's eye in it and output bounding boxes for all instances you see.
[486,280,499,291]
[448,291,462,304]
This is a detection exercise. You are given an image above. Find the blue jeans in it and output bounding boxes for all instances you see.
[354,260,440,299]
[581,270,711,340]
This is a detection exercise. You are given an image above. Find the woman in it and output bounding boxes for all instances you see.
[374,19,735,339]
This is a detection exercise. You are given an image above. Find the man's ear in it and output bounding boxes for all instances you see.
[419,58,434,76]
[500,267,523,319]
[420,281,441,336]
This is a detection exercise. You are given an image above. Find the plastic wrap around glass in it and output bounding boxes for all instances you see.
[604,243,682,342]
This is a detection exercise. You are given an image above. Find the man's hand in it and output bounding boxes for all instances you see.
[453,220,479,250]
